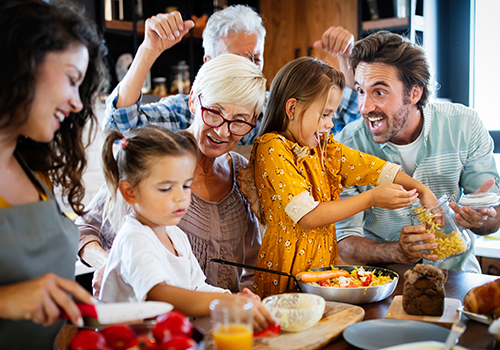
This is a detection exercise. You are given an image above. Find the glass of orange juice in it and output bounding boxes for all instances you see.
[209,297,253,350]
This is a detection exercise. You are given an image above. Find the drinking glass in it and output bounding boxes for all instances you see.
[209,297,253,350]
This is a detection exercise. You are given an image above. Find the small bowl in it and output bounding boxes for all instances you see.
[262,293,325,332]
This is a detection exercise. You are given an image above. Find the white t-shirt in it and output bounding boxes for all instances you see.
[100,215,229,303]
[388,130,424,177]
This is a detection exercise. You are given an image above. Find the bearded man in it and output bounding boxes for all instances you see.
[334,31,500,273]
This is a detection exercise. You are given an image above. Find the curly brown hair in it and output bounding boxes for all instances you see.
[0,0,109,215]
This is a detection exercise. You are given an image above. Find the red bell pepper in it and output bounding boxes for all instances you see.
[253,322,281,337]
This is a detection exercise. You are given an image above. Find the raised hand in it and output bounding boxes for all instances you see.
[144,11,195,58]
[313,26,354,58]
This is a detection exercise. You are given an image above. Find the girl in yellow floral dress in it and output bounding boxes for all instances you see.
[239,57,437,297]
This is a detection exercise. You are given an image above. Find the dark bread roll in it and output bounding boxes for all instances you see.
[402,264,448,316]
[464,278,500,315]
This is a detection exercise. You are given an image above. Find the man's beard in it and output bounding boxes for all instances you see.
[365,103,410,144]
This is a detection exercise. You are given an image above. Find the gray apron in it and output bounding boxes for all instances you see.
[0,156,79,349]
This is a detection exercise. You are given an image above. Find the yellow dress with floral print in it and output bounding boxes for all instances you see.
[239,132,392,297]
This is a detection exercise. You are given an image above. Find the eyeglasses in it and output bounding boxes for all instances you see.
[198,95,256,136]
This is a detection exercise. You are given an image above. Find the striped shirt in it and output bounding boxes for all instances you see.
[334,102,500,273]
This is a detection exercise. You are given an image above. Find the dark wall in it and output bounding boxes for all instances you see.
[435,0,471,106]
[73,0,97,22]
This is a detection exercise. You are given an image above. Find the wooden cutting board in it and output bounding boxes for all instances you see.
[199,301,364,350]
[385,296,461,329]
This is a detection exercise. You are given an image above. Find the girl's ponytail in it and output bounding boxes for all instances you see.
[102,130,124,201]
[102,130,132,231]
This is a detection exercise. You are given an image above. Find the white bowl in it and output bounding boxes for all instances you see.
[262,293,325,332]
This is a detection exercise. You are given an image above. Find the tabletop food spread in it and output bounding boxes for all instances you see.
[62,264,500,350]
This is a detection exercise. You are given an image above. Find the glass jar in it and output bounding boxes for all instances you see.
[170,60,190,94]
[409,194,471,262]
[153,77,168,98]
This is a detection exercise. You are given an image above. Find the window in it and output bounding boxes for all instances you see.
[472,0,500,130]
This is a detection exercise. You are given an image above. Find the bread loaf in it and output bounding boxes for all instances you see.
[402,264,448,316]
[464,278,500,316]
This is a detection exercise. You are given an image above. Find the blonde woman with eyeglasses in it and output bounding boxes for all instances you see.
[79,54,267,299]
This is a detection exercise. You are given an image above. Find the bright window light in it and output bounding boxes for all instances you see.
[473,0,500,130]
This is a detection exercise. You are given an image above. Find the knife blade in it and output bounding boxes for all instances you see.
[61,301,174,325]
[443,320,466,350]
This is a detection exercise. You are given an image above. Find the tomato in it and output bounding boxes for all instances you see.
[362,274,373,287]
[153,311,192,343]
[253,322,281,338]
[69,330,110,350]
[126,336,158,350]
[319,280,331,287]
[101,324,136,350]
[160,335,197,350]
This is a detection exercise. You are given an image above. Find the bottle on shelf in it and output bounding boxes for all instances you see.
[153,77,168,98]
[169,61,191,95]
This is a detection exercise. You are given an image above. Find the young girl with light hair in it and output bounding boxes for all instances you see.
[99,125,274,330]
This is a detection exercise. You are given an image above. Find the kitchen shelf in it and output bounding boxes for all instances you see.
[362,17,409,31]
[105,20,145,35]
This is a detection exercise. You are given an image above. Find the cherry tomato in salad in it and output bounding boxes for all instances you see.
[362,274,373,287]
[319,280,331,287]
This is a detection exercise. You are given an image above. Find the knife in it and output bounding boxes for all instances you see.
[60,301,174,325]
[443,320,466,350]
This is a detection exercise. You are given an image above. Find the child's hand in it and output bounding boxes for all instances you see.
[370,184,419,210]
[418,186,438,210]
[238,288,277,332]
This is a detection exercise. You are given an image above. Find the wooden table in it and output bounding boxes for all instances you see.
[322,264,499,350]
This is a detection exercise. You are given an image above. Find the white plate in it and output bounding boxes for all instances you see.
[459,307,493,325]
[381,340,469,350]
[343,319,450,350]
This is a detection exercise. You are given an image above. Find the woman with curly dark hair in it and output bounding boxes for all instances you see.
[0,0,108,347]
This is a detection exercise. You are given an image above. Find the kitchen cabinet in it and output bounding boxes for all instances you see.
[94,0,213,91]
[259,0,358,88]
[359,0,425,44]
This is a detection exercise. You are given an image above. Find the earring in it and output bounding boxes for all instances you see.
[290,115,294,120]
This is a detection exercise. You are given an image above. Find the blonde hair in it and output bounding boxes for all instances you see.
[101,125,198,230]
[191,54,266,121]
